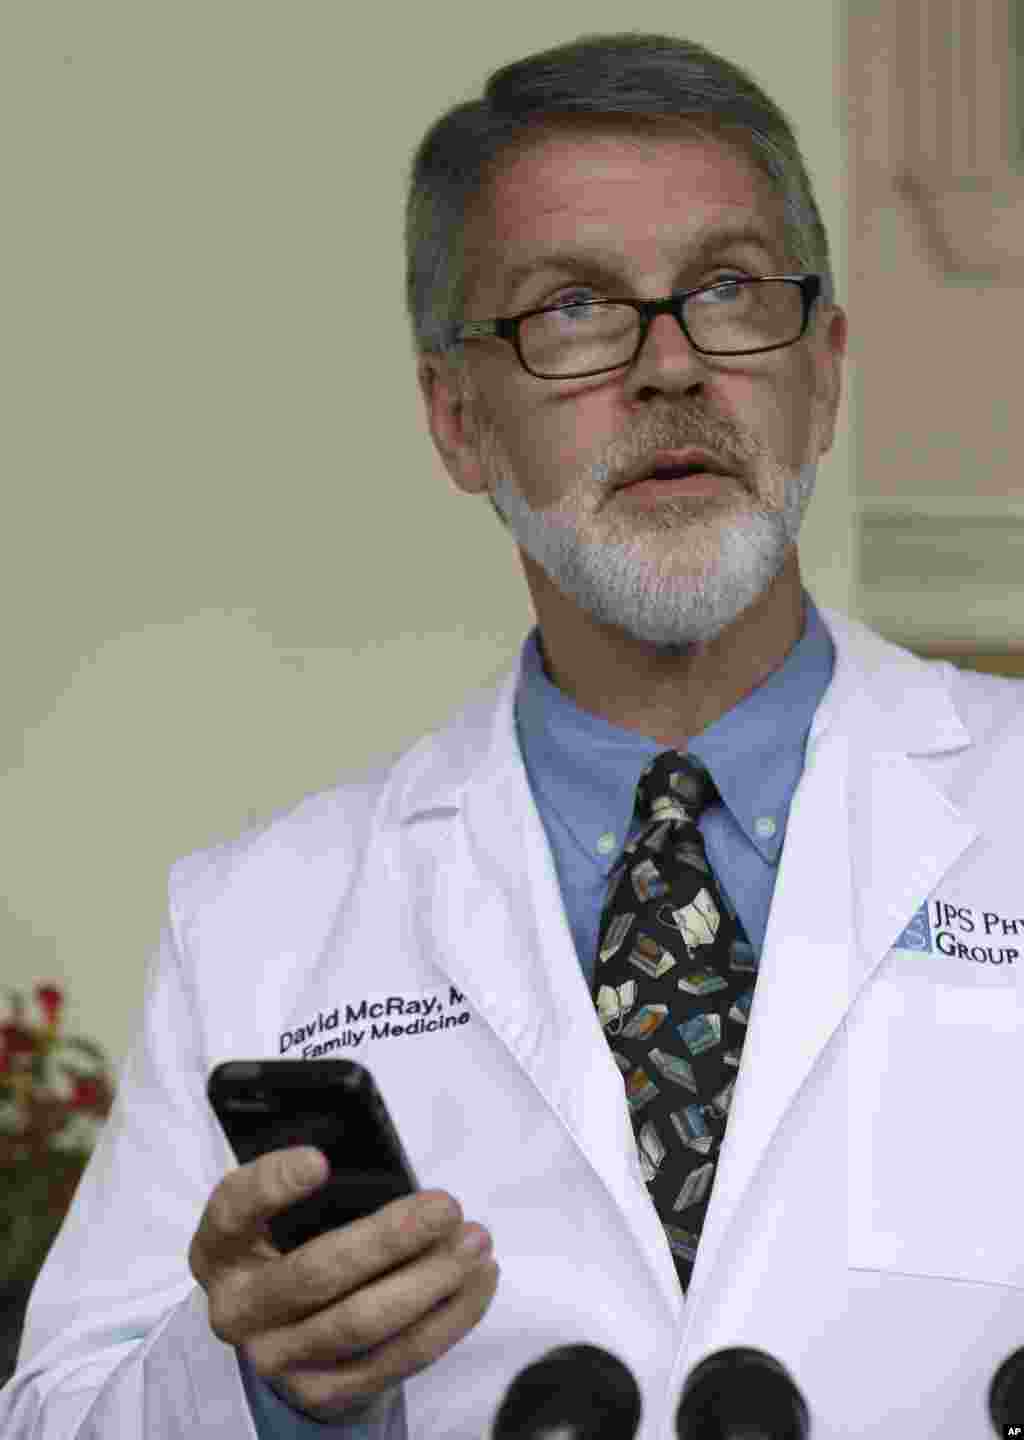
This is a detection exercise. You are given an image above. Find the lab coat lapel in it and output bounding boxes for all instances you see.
[677,608,979,1336]
[398,664,688,1320]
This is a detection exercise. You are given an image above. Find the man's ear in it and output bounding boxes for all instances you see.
[416,353,488,498]
[812,306,848,458]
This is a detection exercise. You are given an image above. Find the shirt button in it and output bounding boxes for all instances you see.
[755,816,777,839]
[597,832,617,855]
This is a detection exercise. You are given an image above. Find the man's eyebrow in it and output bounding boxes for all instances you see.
[499,224,781,308]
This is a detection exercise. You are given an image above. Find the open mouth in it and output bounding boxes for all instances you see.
[617,449,740,492]
[619,468,735,499]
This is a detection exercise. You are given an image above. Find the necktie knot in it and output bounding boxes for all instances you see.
[635,750,719,828]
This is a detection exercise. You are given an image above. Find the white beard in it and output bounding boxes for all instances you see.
[485,450,818,653]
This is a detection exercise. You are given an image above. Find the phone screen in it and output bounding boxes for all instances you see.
[208,1059,419,1252]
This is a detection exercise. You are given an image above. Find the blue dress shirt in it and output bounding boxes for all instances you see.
[517,589,834,978]
[242,588,835,1437]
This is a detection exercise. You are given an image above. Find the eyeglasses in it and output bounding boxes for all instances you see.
[446,274,822,380]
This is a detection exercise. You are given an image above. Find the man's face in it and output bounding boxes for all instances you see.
[420,122,847,651]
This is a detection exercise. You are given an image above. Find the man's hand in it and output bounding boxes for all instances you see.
[188,1146,499,1423]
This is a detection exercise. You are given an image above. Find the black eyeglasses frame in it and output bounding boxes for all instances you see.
[445,274,823,379]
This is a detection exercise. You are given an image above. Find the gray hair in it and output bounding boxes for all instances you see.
[404,29,837,388]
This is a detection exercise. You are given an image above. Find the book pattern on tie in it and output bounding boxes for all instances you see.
[592,751,759,1295]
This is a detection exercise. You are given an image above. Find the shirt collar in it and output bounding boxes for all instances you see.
[514,590,834,868]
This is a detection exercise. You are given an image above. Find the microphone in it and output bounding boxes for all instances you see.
[675,1347,810,1440]
[989,1346,1024,1434]
[490,1343,642,1439]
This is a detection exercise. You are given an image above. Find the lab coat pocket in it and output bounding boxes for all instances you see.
[847,971,1024,1288]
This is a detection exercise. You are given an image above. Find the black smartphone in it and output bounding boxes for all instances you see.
[207,1059,420,1254]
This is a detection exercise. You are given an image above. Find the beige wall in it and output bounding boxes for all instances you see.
[846,0,1024,653]
[2,2,853,1072]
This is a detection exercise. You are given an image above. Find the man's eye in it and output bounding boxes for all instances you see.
[705,272,754,289]
[545,272,752,308]
[547,287,597,307]
[698,272,752,291]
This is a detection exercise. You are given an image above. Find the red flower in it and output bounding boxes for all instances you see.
[71,1077,102,1110]
[36,985,63,1029]
[1,1022,35,1061]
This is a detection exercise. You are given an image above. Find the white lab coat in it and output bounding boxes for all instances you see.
[4,606,1024,1440]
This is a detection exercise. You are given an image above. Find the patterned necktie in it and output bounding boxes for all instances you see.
[592,751,759,1295]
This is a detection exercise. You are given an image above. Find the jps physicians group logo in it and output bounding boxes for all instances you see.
[894,900,1023,968]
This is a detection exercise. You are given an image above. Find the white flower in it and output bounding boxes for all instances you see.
[51,1110,101,1153]
[0,1096,22,1134]
[37,1052,77,1102]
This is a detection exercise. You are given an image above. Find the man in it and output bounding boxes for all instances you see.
[4,30,1024,1440]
